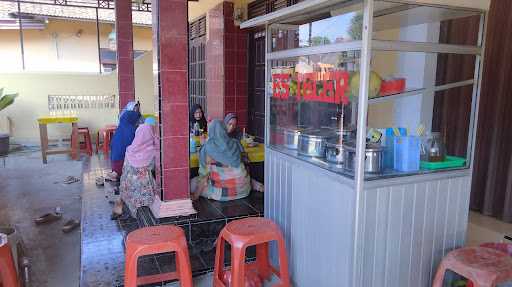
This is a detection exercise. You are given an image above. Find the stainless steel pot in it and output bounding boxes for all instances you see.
[298,130,330,158]
[325,139,345,165]
[283,128,309,150]
[343,142,384,173]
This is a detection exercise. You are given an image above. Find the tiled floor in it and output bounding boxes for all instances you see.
[80,155,264,286]
[467,211,512,246]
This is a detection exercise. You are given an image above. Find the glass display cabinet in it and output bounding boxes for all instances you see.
[241,0,488,286]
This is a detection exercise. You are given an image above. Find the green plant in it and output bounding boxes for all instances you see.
[0,88,18,112]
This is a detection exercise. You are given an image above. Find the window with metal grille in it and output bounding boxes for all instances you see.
[48,94,116,115]
[189,16,207,113]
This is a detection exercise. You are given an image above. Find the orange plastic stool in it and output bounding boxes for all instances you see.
[0,234,20,287]
[213,217,291,287]
[95,125,116,156]
[432,246,512,287]
[124,225,193,287]
[71,127,93,156]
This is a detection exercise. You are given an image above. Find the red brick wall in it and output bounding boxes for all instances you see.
[206,2,248,129]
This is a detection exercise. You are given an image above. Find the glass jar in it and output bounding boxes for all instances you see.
[423,132,446,162]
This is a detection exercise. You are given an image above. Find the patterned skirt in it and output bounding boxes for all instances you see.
[199,161,251,201]
[120,161,156,217]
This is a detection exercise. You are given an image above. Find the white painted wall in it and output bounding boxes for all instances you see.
[0,51,154,144]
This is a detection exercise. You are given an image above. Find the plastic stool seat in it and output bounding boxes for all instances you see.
[214,217,291,287]
[124,225,192,287]
[433,246,512,287]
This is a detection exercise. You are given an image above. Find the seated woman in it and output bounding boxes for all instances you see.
[193,120,251,201]
[112,118,157,219]
[109,106,141,180]
[224,113,241,140]
[190,104,208,135]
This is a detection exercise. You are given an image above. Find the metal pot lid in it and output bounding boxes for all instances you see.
[342,141,384,152]
[299,129,331,139]
[325,137,345,147]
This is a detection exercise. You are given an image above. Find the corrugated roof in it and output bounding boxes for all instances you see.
[0,1,152,26]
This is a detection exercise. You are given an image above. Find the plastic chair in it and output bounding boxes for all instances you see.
[432,246,512,287]
[0,235,20,287]
[124,225,192,287]
[71,127,93,156]
[466,243,512,287]
[213,217,291,287]
[95,125,117,156]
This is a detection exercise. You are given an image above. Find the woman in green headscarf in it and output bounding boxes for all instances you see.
[194,120,251,201]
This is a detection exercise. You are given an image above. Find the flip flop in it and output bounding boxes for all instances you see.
[34,212,62,225]
[63,176,80,184]
[95,177,105,186]
[62,219,80,233]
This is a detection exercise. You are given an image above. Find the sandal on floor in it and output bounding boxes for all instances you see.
[34,212,62,225]
[63,176,80,184]
[95,177,105,186]
[62,219,80,233]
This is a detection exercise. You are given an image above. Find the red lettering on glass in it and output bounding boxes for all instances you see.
[272,74,291,99]
[334,71,350,105]
[302,73,316,101]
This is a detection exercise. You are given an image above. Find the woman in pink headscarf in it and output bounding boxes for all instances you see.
[112,119,158,219]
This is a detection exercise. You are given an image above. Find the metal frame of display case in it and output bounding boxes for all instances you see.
[242,1,487,285]
[242,0,486,181]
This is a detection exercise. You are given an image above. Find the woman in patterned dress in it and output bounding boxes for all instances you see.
[111,119,157,219]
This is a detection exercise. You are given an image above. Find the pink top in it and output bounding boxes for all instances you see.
[125,124,157,168]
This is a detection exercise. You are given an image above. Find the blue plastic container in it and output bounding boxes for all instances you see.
[384,128,407,169]
[393,136,421,172]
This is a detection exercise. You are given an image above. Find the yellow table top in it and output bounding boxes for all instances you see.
[189,142,264,168]
[37,116,78,124]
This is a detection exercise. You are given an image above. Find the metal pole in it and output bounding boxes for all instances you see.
[17,0,25,70]
[468,13,487,170]
[95,8,102,74]
[352,0,374,286]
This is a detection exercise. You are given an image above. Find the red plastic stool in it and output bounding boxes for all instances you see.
[124,225,193,287]
[0,234,20,287]
[466,243,512,287]
[433,246,512,287]
[95,125,116,156]
[213,217,291,287]
[71,127,93,156]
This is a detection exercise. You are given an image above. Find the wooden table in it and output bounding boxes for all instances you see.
[37,116,79,164]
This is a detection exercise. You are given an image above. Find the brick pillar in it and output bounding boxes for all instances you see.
[150,0,196,218]
[206,2,249,129]
[115,0,135,109]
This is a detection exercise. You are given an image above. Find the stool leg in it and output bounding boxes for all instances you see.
[176,243,193,287]
[231,246,247,287]
[86,132,92,156]
[95,131,100,154]
[256,242,272,281]
[124,248,138,287]
[104,131,110,156]
[432,261,447,287]
[214,237,226,286]
[277,238,291,286]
